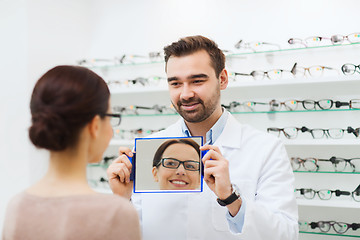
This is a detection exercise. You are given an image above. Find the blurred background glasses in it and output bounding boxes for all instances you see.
[268,126,357,139]
[334,99,360,109]
[113,104,175,115]
[234,39,281,52]
[302,99,360,110]
[300,126,347,139]
[269,99,300,111]
[230,69,292,81]
[288,32,360,47]
[302,99,335,110]
[291,63,338,77]
[77,58,118,67]
[158,158,200,171]
[113,127,165,140]
[267,126,307,139]
[342,63,360,75]
[291,157,319,171]
[291,156,360,172]
[295,188,351,200]
[309,221,360,234]
[222,101,270,112]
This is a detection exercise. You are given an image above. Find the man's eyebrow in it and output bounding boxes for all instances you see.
[188,74,209,79]
[167,74,209,82]
[167,77,178,82]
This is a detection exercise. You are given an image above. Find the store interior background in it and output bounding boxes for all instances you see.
[0,0,358,235]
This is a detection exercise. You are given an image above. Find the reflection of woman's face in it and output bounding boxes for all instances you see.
[152,143,200,190]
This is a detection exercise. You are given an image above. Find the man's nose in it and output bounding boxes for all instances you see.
[180,84,195,100]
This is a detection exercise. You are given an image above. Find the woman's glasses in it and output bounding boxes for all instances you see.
[101,113,122,127]
[158,158,200,171]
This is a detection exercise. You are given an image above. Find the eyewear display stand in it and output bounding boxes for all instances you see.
[86,42,360,239]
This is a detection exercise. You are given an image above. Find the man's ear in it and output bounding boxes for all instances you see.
[219,69,228,90]
[152,167,159,182]
[88,115,101,138]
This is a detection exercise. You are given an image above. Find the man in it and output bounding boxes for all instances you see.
[107,35,298,240]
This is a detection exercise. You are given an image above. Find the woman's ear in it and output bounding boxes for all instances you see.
[88,115,101,138]
[219,69,228,90]
[152,167,159,182]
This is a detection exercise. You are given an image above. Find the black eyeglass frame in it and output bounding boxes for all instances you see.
[101,113,122,127]
[157,158,200,171]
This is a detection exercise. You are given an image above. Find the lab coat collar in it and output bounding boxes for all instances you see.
[169,111,242,149]
[213,111,243,149]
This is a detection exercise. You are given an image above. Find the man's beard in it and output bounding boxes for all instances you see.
[173,93,220,123]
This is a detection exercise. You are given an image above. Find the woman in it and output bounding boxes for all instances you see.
[2,66,141,240]
[152,139,201,190]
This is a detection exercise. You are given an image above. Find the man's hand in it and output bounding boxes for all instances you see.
[106,147,134,200]
[201,145,232,199]
[201,145,241,216]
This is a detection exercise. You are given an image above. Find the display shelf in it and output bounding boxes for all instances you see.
[86,60,164,69]
[226,42,360,57]
[110,85,168,94]
[108,75,360,94]
[81,42,360,70]
[297,199,360,209]
[281,139,360,146]
[294,171,360,175]
[226,75,360,88]
[299,231,360,238]
[115,108,360,117]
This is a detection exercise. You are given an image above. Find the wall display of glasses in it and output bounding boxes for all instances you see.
[84,40,360,239]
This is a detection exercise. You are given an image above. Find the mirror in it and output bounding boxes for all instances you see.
[133,136,203,193]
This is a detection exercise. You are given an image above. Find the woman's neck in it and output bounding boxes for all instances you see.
[27,147,96,197]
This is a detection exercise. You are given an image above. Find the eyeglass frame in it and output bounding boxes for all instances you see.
[156,158,200,171]
[300,126,347,139]
[309,221,359,234]
[101,113,122,127]
[288,32,360,47]
[290,63,338,77]
[291,156,360,172]
[267,126,307,139]
[335,99,360,109]
[342,63,360,75]
[295,188,351,200]
[234,39,281,52]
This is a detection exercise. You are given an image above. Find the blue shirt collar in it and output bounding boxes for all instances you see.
[181,108,228,145]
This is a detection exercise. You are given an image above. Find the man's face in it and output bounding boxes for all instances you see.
[166,50,226,123]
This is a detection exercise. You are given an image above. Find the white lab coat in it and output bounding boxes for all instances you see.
[132,112,299,240]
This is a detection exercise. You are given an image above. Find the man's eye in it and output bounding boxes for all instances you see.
[193,80,204,84]
[169,82,180,87]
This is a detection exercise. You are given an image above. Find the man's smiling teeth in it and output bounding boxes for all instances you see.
[171,181,187,185]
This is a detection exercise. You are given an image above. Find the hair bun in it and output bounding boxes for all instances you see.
[29,111,71,151]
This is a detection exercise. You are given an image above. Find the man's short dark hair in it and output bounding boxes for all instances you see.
[164,35,225,78]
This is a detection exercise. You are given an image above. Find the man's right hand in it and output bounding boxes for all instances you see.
[106,147,134,200]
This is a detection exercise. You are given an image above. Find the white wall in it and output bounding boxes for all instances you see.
[0,0,93,233]
[1,0,358,235]
[88,0,357,57]
[0,0,30,233]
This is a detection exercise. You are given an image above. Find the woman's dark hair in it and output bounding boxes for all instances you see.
[152,139,200,167]
[163,35,225,78]
[29,65,110,151]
